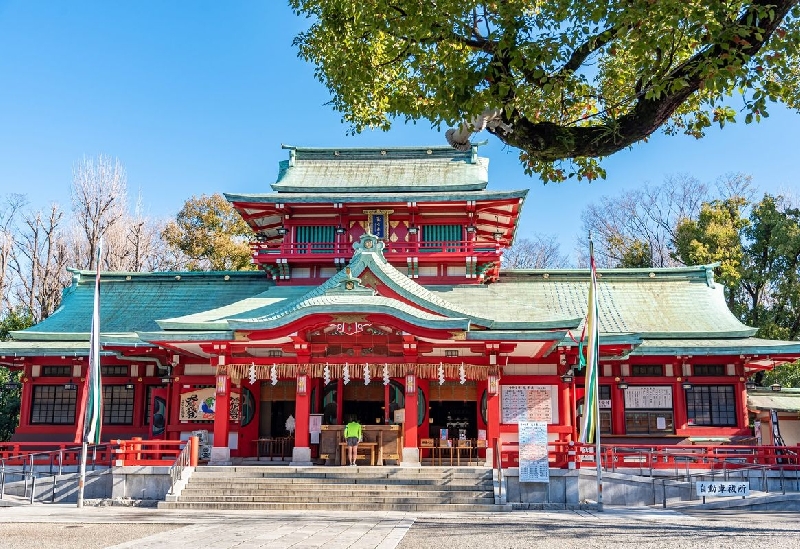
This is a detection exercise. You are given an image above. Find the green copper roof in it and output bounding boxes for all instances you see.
[224,189,527,205]
[11,270,271,342]
[272,144,489,193]
[631,338,800,356]
[748,389,800,413]
[432,265,756,339]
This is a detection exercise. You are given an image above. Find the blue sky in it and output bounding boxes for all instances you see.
[1,1,798,259]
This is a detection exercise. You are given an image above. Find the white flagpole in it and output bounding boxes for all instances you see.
[77,240,102,508]
[591,239,603,511]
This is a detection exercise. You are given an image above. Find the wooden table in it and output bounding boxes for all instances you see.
[434,440,475,466]
[339,441,378,466]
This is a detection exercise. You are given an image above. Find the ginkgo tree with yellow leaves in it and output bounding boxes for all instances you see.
[162,193,256,271]
[290,0,800,181]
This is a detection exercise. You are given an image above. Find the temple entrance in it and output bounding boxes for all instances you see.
[259,381,296,438]
[343,383,385,425]
[427,382,478,439]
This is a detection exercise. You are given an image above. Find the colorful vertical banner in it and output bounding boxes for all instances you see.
[84,240,103,444]
[579,239,599,444]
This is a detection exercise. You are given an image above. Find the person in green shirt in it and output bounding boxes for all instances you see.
[344,417,362,466]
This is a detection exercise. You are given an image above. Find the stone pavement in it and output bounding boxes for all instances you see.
[2,503,800,548]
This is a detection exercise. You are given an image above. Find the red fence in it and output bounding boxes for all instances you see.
[497,440,800,471]
[113,438,191,466]
[0,442,115,467]
[0,439,192,468]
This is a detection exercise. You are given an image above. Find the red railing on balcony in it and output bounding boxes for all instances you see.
[251,239,502,258]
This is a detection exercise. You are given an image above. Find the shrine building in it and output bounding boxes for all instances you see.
[2,143,800,467]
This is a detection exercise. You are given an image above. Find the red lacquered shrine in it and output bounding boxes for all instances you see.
[3,144,800,466]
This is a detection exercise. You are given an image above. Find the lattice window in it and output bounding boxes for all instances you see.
[631,365,663,376]
[41,366,71,377]
[295,226,336,254]
[421,225,462,252]
[30,385,77,425]
[103,385,135,425]
[692,365,725,376]
[101,365,128,377]
[686,385,736,426]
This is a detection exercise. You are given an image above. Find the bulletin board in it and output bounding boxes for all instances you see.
[500,385,558,424]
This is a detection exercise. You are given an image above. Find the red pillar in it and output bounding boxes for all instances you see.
[212,374,230,448]
[486,387,500,467]
[561,382,573,442]
[295,376,310,448]
[612,382,626,435]
[403,374,419,464]
[674,380,689,432]
[291,375,313,465]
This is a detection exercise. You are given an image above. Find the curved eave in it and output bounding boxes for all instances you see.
[137,331,235,343]
[559,334,643,347]
[636,329,758,339]
[346,252,497,326]
[630,338,800,356]
[228,302,472,332]
[466,330,570,342]
[9,331,149,344]
[0,341,115,358]
[224,189,528,205]
[272,184,487,193]
[491,318,582,331]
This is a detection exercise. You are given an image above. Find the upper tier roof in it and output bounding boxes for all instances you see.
[270,144,490,193]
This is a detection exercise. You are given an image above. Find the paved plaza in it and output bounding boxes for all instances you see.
[1,502,799,549]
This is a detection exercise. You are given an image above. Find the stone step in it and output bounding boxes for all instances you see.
[158,501,510,512]
[190,470,493,480]
[198,466,489,472]
[183,479,492,489]
[182,483,490,493]
[181,486,492,498]
[175,494,493,504]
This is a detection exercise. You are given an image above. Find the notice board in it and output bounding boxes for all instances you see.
[519,421,549,482]
[500,385,558,424]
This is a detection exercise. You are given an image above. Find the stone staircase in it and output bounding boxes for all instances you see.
[159,465,509,512]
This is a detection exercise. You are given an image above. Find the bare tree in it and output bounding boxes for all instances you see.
[118,194,175,272]
[9,204,71,322]
[580,174,712,268]
[0,194,27,314]
[502,234,571,269]
[71,155,128,270]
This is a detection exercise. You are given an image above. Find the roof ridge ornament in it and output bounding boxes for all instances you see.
[352,232,385,257]
[325,265,375,296]
[704,265,716,288]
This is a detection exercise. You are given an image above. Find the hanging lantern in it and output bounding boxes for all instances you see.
[296,374,307,395]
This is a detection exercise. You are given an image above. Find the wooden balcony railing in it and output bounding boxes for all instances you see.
[251,239,502,258]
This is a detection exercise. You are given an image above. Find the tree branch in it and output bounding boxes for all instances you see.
[490,0,796,161]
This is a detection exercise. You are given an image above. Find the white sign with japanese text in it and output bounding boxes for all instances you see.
[696,481,749,497]
[501,385,558,424]
[518,421,549,483]
[624,386,673,409]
